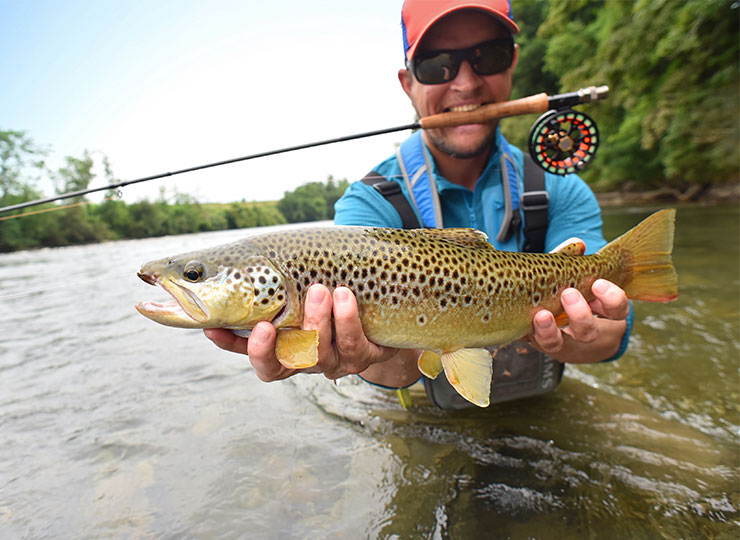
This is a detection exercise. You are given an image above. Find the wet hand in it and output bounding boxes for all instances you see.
[204,284,398,381]
[530,279,629,363]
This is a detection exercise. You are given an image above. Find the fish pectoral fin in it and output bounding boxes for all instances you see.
[441,348,493,408]
[549,237,586,256]
[417,350,444,379]
[275,329,319,369]
[554,312,570,327]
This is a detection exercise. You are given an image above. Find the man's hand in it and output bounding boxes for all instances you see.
[204,284,399,381]
[530,279,630,364]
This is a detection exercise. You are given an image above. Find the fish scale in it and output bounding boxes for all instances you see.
[136,210,677,407]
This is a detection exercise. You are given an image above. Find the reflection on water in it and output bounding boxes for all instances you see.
[0,206,737,539]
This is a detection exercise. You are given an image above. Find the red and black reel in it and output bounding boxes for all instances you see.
[528,109,599,175]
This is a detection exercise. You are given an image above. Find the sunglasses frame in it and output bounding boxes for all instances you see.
[409,38,516,85]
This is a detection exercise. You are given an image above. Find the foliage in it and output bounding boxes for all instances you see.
[0,129,47,200]
[535,0,740,188]
[277,177,350,223]
[502,0,560,150]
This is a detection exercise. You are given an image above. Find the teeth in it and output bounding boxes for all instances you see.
[448,104,481,113]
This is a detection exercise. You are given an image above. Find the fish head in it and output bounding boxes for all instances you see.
[136,248,289,329]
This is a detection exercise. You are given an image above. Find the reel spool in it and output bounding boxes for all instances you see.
[528,109,599,175]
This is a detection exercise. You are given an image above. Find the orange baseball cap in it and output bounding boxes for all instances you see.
[401,0,519,62]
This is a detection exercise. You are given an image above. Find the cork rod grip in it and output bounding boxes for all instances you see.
[419,93,550,130]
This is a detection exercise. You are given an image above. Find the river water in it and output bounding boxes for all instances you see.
[0,205,737,539]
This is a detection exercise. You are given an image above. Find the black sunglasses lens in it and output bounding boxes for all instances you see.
[473,40,514,75]
[413,39,514,84]
[414,52,458,84]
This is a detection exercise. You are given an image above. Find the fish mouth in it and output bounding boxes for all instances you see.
[136,273,210,327]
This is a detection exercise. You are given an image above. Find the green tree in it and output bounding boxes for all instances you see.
[539,0,740,188]
[503,0,560,149]
[277,177,349,223]
[0,129,47,200]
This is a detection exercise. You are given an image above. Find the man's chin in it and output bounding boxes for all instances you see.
[431,133,497,160]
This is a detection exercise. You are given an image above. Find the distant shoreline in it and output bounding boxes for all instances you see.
[594,181,740,207]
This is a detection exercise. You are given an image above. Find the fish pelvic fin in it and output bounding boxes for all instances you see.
[275,329,319,369]
[441,348,493,408]
[417,350,444,379]
[600,208,678,303]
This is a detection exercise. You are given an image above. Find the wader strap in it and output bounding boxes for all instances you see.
[361,171,421,229]
[521,154,549,253]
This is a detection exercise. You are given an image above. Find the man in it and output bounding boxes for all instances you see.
[205,0,632,406]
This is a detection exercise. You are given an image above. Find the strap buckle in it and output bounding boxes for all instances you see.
[372,180,402,197]
[521,190,549,211]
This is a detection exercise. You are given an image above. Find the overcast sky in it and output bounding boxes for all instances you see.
[1,0,415,203]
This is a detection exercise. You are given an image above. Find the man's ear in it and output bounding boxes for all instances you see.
[398,68,413,98]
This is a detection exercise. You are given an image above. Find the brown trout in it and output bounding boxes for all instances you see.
[136,209,678,407]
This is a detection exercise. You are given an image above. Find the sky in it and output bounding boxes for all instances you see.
[0,0,414,204]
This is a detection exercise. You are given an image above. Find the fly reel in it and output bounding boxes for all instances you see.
[528,109,599,175]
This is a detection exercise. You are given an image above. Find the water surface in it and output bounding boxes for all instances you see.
[0,205,737,539]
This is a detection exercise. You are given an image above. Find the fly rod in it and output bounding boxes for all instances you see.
[0,85,608,215]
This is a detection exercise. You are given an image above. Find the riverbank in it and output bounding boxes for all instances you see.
[595,181,740,206]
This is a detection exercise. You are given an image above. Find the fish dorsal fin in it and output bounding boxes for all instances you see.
[550,237,586,256]
[415,228,492,249]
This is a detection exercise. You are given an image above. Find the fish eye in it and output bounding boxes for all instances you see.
[183,263,204,282]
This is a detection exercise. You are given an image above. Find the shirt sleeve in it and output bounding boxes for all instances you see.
[334,180,405,228]
[544,173,606,254]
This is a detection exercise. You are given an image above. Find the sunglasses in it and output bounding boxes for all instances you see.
[409,38,515,85]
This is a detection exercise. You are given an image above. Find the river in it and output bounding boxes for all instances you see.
[0,205,737,539]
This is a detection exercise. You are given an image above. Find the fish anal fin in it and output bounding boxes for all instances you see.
[418,350,444,379]
[441,348,493,408]
[275,329,319,369]
[550,237,586,256]
[554,312,570,327]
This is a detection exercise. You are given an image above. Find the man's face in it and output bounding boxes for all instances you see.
[399,10,517,159]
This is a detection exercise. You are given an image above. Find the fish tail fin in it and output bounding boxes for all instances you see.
[601,209,678,302]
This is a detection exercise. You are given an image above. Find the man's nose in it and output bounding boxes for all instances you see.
[451,60,483,90]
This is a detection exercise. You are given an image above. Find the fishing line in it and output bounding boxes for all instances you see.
[0,191,123,222]
[0,86,608,216]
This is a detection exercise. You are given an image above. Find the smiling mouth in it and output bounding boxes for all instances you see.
[446,103,486,113]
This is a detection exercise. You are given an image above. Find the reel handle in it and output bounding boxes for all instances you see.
[420,93,549,130]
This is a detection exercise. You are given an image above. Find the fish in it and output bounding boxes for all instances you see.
[136,209,678,407]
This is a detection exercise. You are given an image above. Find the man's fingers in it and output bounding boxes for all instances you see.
[332,287,366,353]
[247,322,295,381]
[303,284,337,374]
[203,328,247,354]
[590,279,630,320]
[561,288,598,343]
[330,287,375,376]
[532,309,564,353]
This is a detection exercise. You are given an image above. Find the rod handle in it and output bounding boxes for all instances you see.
[419,92,550,130]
